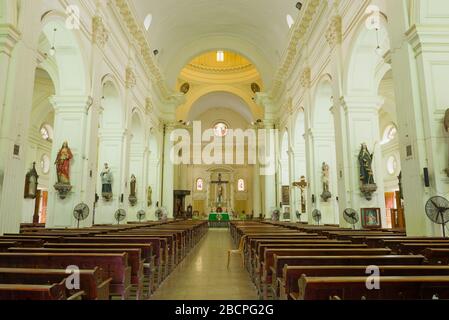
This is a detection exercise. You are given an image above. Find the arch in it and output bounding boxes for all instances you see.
[39,12,88,96]
[344,15,390,96]
[312,76,334,130]
[186,91,256,123]
[164,35,274,89]
[101,78,124,130]
[130,111,145,145]
[179,85,262,122]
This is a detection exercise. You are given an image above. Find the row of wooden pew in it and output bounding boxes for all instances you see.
[0,220,208,300]
[230,221,449,300]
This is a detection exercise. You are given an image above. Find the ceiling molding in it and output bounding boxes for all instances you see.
[113,0,174,101]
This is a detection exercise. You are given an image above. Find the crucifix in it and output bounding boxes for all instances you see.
[210,173,229,205]
[293,176,308,213]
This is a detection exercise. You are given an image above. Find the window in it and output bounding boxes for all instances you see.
[238,179,245,192]
[216,50,224,62]
[381,125,397,145]
[144,14,153,30]
[196,178,204,191]
[40,124,53,142]
[386,156,397,175]
[213,122,228,137]
[286,14,295,29]
[40,154,50,174]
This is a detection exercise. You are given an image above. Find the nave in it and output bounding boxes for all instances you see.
[151,229,257,300]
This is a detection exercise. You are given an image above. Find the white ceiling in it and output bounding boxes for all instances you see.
[129,0,300,89]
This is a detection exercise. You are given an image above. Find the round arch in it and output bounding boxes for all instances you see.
[39,12,88,96]
[344,15,390,96]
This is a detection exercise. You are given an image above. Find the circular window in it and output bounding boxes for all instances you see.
[386,156,397,175]
[40,154,50,174]
[381,125,397,145]
[213,122,228,137]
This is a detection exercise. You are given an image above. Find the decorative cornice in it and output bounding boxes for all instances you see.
[269,0,321,98]
[299,67,311,88]
[114,0,174,100]
[325,15,342,48]
[92,16,109,48]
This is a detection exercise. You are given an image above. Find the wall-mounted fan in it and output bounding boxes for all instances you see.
[114,209,127,225]
[425,196,449,237]
[343,208,359,230]
[73,203,90,228]
[312,209,322,225]
[137,210,146,222]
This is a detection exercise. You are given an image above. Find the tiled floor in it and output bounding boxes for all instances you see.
[150,228,258,300]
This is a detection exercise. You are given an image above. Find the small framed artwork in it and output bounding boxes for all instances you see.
[361,208,381,229]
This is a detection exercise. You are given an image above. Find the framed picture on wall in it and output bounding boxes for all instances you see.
[361,208,382,229]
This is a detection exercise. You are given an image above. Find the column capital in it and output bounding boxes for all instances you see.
[0,24,21,56]
[50,95,93,113]
[340,95,384,114]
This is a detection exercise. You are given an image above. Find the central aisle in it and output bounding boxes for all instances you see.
[150,228,258,300]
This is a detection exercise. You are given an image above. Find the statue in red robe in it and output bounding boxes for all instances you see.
[55,142,73,184]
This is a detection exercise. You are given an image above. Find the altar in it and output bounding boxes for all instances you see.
[208,212,230,228]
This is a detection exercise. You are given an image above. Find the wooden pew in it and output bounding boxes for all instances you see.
[399,243,449,255]
[8,247,145,300]
[0,242,16,252]
[0,281,82,300]
[59,237,164,286]
[0,252,131,300]
[423,249,449,265]
[294,275,449,300]
[280,265,449,300]
[260,248,392,299]
[0,267,111,300]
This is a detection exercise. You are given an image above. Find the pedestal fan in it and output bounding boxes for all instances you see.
[114,209,127,225]
[73,203,89,228]
[343,208,359,230]
[425,196,449,237]
[312,209,322,225]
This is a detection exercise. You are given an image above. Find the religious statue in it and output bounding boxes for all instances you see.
[147,186,152,207]
[55,142,73,184]
[100,163,113,201]
[320,162,332,202]
[358,143,378,200]
[398,171,404,200]
[53,141,73,199]
[24,162,39,199]
[129,174,137,206]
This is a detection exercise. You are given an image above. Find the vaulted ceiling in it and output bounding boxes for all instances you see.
[128,0,301,89]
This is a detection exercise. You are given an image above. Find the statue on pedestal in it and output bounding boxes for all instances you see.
[129,174,137,206]
[54,141,73,199]
[358,143,377,200]
[100,163,113,201]
[320,162,332,202]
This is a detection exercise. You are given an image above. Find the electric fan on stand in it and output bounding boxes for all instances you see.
[343,208,359,230]
[425,196,449,237]
[73,203,90,228]
[312,209,322,225]
[137,210,146,222]
[114,209,127,225]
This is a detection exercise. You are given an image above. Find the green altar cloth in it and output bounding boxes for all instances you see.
[208,213,230,222]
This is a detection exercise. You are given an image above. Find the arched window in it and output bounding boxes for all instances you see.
[196,178,204,191]
[386,156,398,175]
[40,124,53,142]
[144,14,153,30]
[381,124,397,145]
[286,14,295,29]
[238,179,245,192]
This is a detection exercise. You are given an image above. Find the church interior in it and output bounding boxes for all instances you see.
[1,0,449,302]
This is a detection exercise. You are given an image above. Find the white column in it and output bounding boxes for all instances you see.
[334,96,387,228]
[161,123,175,217]
[386,0,449,236]
[46,96,95,228]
